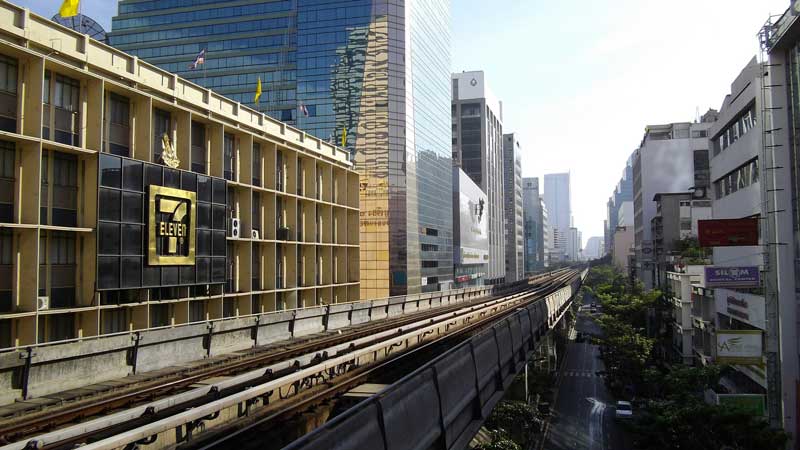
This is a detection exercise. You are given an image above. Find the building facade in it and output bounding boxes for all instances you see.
[543,172,570,261]
[110,0,454,298]
[0,4,359,349]
[522,178,546,273]
[605,154,634,255]
[632,117,714,290]
[651,192,711,289]
[452,168,488,288]
[452,71,505,284]
[503,133,524,282]
[566,227,581,262]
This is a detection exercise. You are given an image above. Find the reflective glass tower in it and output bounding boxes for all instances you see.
[110,0,454,298]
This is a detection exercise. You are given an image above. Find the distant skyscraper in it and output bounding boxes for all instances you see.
[584,236,604,260]
[544,173,571,259]
[503,134,524,282]
[111,0,455,298]
[605,153,634,255]
[452,71,505,284]
[522,178,545,272]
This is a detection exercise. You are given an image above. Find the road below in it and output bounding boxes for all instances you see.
[540,295,629,450]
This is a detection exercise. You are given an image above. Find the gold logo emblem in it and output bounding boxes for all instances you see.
[148,185,196,265]
[161,133,180,169]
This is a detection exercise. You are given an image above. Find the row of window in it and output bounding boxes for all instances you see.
[109,17,293,45]
[113,1,293,30]
[118,0,227,14]
[129,35,294,60]
[160,52,296,75]
[714,158,760,200]
[297,6,375,24]
[713,105,757,156]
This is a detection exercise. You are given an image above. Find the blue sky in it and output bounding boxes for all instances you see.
[17,0,793,240]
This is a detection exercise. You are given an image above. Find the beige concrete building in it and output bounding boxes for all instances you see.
[0,2,360,349]
[612,226,634,274]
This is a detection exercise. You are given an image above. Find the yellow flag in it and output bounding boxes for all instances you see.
[59,0,79,18]
[254,77,262,104]
[341,127,347,147]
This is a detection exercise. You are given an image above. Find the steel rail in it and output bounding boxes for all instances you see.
[2,271,572,450]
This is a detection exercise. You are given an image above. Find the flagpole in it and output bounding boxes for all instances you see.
[78,0,83,35]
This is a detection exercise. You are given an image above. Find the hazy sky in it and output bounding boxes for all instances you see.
[17,0,792,239]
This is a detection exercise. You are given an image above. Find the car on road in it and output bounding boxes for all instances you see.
[615,400,633,420]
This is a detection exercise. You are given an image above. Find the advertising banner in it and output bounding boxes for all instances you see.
[456,170,488,265]
[716,330,763,365]
[715,288,766,329]
[698,218,759,247]
[705,266,760,288]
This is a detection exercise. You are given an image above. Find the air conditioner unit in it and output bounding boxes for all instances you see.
[251,229,260,240]
[230,218,240,238]
[38,296,49,311]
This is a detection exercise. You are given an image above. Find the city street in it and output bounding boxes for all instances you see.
[541,296,629,450]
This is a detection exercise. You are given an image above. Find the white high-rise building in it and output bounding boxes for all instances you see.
[452,71,506,284]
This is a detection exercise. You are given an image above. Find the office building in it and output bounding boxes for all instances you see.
[612,226,634,274]
[0,4,359,349]
[452,71,505,284]
[522,177,545,273]
[543,173,570,260]
[650,192,711,288]
[503,133,524,282]
[452,168,488,288]
[632,116,715,290]
[605,153,634,255]
[566,227,581,262]
[754,9,800,441]
[111,0,455,298]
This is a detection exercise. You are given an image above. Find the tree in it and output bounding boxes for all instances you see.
[484,401,539,444]
[474,430,522,450]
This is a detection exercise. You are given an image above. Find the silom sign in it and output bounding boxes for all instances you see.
[148,185,196,266]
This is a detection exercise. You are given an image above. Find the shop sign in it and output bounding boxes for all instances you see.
[698,218,759,247]
[148,185,196,265]
[705,266,760,288]
[716,330,763,365]
[715,289,765,329]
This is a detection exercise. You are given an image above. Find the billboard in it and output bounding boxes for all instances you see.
[716,330,763,365]
[456,170,488,265]
[715,288,765,329]
[698,218,759,247]
[705,266,761,288]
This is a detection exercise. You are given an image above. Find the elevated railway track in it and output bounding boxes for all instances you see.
[0,268,583,450]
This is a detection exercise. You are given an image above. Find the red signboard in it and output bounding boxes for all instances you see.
[698,218,759,247]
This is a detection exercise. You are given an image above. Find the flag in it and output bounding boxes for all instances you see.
[59,0,79,18]
[341,127,347,147]
[188,49,206,70]
[254,77,262,104]
[299,103,309,117]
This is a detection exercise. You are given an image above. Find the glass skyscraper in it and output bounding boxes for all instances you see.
[110,0,453,298]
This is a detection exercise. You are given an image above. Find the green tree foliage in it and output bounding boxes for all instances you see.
[583,266,787,450]
[484,401,539,443]
[474,430,522,450]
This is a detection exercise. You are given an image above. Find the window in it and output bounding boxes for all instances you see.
[276,150,284,191]
[252,142,261,186]
[223,133,235,181]
[39,231,76,308]
[105,93,131,156]
[712,105,757,157]
[0,230,11,312]
[0,54,17,132]
[102,309,128,334]
[252,245,261,291]
[152,108,171,164]
[43,72,80,146]
[40,151,78,227]
[38,314,75,342]
[252,191,261,234]
[691,130,707,138]
[714,159,759,200]
[150,303,171,327]
[191,121,206,173]
[0,140,14,223]
[189,301,206,322]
